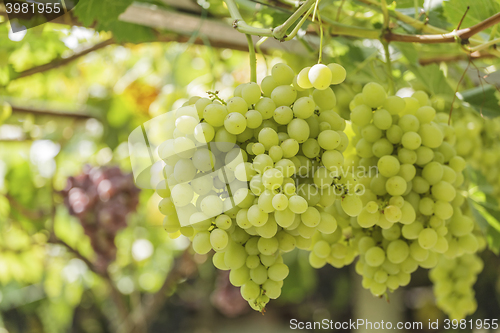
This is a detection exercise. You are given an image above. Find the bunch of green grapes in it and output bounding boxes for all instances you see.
[429,253,483,320]
[453,111,500,198]
[340,83,480,298]
[156,62,350,311]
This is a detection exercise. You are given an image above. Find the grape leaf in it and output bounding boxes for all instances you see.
[443,0,500,35]
[461,85,500,118]
[412,63,455,95]
[73,0,155,43]
[467,167,500,254]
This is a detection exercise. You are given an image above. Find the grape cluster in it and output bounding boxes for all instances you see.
[157,62,350,311]
[429,254,483,320]
[454,112,500,198]
[62,166,140,271]
[337,84,482,299]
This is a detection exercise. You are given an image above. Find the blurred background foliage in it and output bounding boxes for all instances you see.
[1,0,500,332]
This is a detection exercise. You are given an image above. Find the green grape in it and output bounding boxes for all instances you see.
[287,118,310,143]
[317,130,340,150]
[309,251,327,268]
[383,96,406,115]
[281,138,300,158]
[275,208,296,228]
[201,195,224,217]
[288,195,308,214]
[357,209,380,228]
[262,279,282,299]
[268,146,283,163]
[271,85,297,107]
[246,255,261,269]
[174,137,196,158]
[158,197,176,215]
[261,76,278,97]
[351,105,373,127]
[262,168,284,190]
[297,67,313,89]
[398,115,420,133]
[230,266,250,286]
[215,214,232,230]
[250,264,268,284]
[385,176,407,196]
[401,131,422,150]
[272,193,289,211]
[386,125,403,144]
[274,159,296,178]
[377,155,400,177]
[312,87,336,110]
[255,97,277,120]
[313,240,331,258]
[365,246,385,267]
[327,63,346,84]
[384,205,402,223]
[416,106,436,123]
[204,103,227,127]
[241,280,261,301]
[244,110,262,129]
[258,237,279,255]
[268,263,289,281]
[171,184,194,207]
[258,190,275,213]
[422,161,443,185]
[277,231,296,252]
[210,228,229,251]
[273,106,293,125]
[214,128,236,152]
[318,212,338,234]
[308,64,332,90]
[373,109,392,130]
[419,123,443,148]
[225,241,248,269]
[242,82,262,105]
[247,205,269,226]
[175,115,198,134]
[271,63,295,86]
[322,150,344,171]
[260,253,278,267]
[252,143,265,155]
[293,97,315,119]
[431,181,456,202]
[258,128,279,151]
[362,82,386,108]
[213,252,229,270]
[253,154,273,174]
[418,228,438,249]
[192,231,212,254]
[226,96,248,115]
[386,240,409,264]
[341,195,363,217]
[301,206,321,227]
[302,138,320,159]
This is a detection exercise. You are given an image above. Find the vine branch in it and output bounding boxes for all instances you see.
[14,39,114,80]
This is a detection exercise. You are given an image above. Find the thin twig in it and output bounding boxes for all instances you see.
[449,56,472,125]
[14,39,114,80]
[456,6,470,30]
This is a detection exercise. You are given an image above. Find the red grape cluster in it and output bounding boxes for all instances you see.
[62,165,140,270]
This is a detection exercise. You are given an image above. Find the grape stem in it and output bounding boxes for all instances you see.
[284,2,316,41]
[273,0,317,40]
[256,37,269,74]
[317,8,324,64]
[246,34,257,83]
[382,41,394,95]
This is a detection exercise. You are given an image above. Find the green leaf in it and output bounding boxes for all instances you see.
[73,0,155,43]
[443,0,500,35]
[461,85,500,118]
[467,167,500,254]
